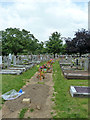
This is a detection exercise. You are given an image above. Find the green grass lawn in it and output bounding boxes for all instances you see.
[53,60,89,118]
[2,62,45,94]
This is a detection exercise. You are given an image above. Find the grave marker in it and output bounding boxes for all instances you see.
[13,56,16,65]
[84,59,88,71]
[0,56,2,65]
[70,86,90,97]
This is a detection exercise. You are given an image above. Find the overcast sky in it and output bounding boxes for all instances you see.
[0,0,89,43]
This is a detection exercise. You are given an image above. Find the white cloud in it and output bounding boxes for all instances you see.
[0,0,88,43]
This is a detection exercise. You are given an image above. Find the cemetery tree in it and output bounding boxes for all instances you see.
[2,28,39,55]
[29,38,39,54]
[21,29,34,54]
[21,29,39,54]
[46,32,63,58]
[65,37,77,54]
[73,28,88,56]
[37,41,46,54]
[86,31,90,53]
[65,29,90,55]
[61,44,67,54]
[2,28,24,55]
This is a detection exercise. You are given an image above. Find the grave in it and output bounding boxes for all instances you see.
[8,53,12,67]
[84,59,89,71]
[13,64,34,70]
[9,67,26,72]
[70,86,90,97]
[64,72,89,80]
[32,61,41,64]
[3,56,8,68]
[60,57,89,80]
[60,62,71,66]
[62,67,89,80]
[61,66,77,71]
[13,56,16,65]
[1,54,50,75]
[0,56,2,64]
[0,70,22,75]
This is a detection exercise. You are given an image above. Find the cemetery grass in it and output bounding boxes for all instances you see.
[2,62,46,94]
[53,60,88,118]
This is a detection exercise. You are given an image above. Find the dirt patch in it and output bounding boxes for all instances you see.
[28,72,51,83]
[2,72,55,118]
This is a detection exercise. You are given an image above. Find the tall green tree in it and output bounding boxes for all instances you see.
[46,31,63,57]
[62,44,67,54]
[29,37,39,54]
[2,28,40,55]
[36,41,46,54]
[2,28,24,55]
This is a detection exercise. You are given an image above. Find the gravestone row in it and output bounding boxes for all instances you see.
[59,55,90,97]
[0,54,54,75]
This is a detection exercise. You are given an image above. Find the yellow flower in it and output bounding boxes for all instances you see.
[37,65,39,68]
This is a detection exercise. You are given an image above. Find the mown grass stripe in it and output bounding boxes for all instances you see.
[53,60,88,118]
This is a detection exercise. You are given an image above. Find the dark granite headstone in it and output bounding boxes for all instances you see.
[70,86,90,97]
[75,86,90,93]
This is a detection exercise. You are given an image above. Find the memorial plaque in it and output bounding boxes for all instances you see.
[70,86,90,97]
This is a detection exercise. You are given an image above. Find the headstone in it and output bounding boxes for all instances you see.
[3,56,7,63]
[84,59,88,71]
[70,86,90,97]
[38,55,40,61]
[19,56,22,64]
[13,56,16,65]
[0,56,2,69]
[0,69,22,75]
[7,57,9,68]
[9,53,12,61]
[16,56,20,65]
[0,56,2,64]
[8,53,12,67]
[80,61,83,69]
[76,58,78,69]
[40,56,43,61]
[3,56,8,68]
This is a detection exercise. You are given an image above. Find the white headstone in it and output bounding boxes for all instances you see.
[84,59,88,71]
[0,56,2,64]
[13,56,16,65]
[9,53,12,60]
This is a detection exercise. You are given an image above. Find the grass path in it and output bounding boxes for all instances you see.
[53,60,88,118]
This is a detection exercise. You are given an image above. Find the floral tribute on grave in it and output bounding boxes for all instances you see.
[36,59,54,80]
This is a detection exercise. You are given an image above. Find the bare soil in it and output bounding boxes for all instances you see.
[2,72,55,118]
